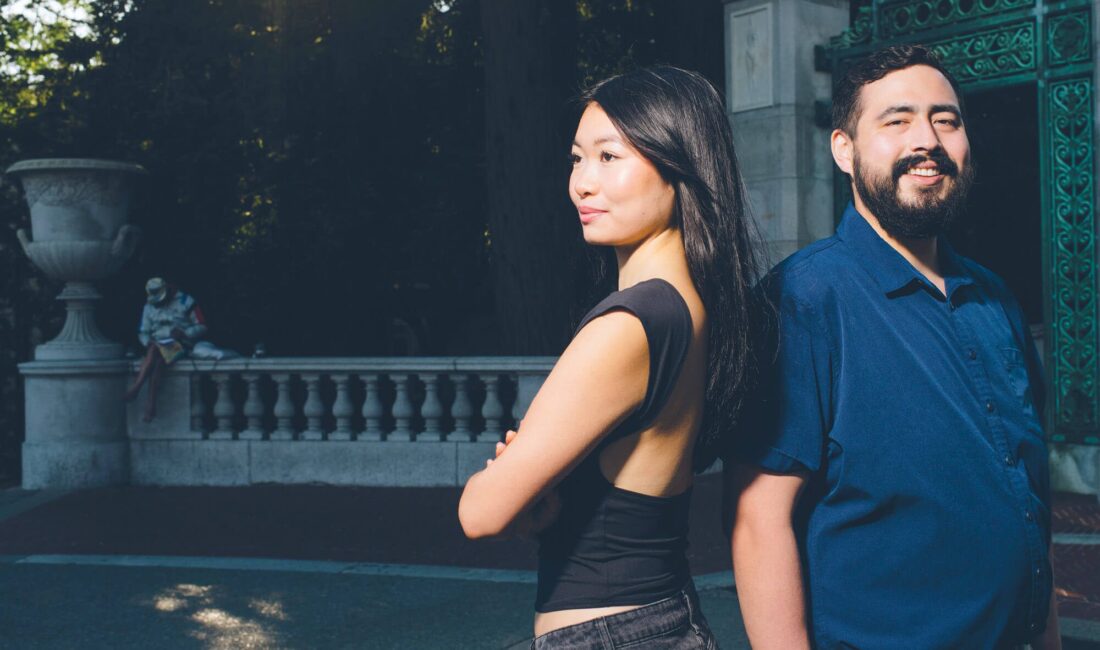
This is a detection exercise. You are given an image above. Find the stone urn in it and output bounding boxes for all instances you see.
[6,158,145,360]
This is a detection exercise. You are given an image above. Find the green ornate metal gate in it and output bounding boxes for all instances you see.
[819,0,1097,445]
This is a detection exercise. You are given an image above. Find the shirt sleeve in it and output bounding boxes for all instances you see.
[138,305,153,347]
[732,287,832,475]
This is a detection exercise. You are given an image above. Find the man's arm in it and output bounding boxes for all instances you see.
[1031,543,1062,650]
[137,305,153,347]
[181,296,207,341]
[727,462,810,650]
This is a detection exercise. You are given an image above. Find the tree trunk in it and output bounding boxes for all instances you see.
[480,0,584,354]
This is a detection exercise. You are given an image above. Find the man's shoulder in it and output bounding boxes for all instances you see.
[763,235,854,306]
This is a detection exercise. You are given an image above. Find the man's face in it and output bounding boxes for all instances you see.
[842,64,974,239]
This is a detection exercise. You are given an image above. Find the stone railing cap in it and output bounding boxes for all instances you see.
[5,158,148,176]
[156,355,558,374]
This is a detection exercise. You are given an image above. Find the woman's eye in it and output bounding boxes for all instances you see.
[600,151,617,162]
[569,153,581,165]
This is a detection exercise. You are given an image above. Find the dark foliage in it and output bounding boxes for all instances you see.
[0,0,725,482]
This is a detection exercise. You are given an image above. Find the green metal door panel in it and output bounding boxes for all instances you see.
[1046,77,1099,443]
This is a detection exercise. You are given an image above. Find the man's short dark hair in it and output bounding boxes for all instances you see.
[831,44,965,135]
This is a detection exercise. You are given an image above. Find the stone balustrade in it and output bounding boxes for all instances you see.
[123,356,554,487]
[20,355,555,489]
[169,357,549,443]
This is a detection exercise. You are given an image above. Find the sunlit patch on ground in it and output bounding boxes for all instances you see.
[190,608,275,649]
[249,597,288,621]
[146,582,285,649]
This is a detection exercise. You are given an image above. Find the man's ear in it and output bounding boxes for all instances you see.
[831,129,854,176]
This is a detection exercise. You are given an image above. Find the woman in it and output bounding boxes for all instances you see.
[459,66,760,648]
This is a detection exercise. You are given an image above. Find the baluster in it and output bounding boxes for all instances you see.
[479,374,504,442]
[190,374,207,432]
[451,374,474,441]
[390,374,414,441]
[510,374,524,426]
[210,373,235,440]
[419,373,444,441]
[239,373,265,440]
[330,374,354,441]
[360,374,384,441]
[271,373,296,441]
[301,373,324,440]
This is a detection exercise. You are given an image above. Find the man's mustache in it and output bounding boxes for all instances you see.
[891,150,959,182]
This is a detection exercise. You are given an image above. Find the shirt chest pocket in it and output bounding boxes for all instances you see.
[1000,346,1038,418]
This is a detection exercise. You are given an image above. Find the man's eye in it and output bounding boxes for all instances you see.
[935,118,959,128]
[885,119,905,127]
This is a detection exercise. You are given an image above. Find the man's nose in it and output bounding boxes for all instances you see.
[908,116,942,152]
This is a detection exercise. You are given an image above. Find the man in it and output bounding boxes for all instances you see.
[727,45,1060,649]
[124,277,207,422]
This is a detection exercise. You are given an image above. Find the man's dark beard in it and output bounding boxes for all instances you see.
[852,148,974,239]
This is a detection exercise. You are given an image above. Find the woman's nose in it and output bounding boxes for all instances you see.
[572,164,597,198]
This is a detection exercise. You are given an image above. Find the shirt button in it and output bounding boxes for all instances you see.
[1004,454,1015,466]
[1035,567,1042,576]
[968,349,977,360]
[985,400,995,413]
[1025,511,1034,522]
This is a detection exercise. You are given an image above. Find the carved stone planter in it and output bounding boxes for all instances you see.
[6,158,144,360]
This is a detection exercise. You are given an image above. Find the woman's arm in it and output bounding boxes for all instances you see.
[458,310,650,539]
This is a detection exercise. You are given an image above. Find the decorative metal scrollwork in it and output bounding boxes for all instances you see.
[927,22,1035,82]
[829,3,873,49]
[879,0,1034,39]
[1049,78,1098,435]
[1048,10,1091,66]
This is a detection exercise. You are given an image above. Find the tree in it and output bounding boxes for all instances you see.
[479,0,589,354]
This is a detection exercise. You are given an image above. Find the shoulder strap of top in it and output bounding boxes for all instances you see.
[576,279,693,435]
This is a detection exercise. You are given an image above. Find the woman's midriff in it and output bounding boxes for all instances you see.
[533,604,645,637]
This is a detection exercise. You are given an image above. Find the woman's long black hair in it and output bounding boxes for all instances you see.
[580,65,763,471]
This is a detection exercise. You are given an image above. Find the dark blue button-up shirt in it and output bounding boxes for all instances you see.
[737,204,1052,649]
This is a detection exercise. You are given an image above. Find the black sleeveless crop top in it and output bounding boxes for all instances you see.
[535,278,695,612]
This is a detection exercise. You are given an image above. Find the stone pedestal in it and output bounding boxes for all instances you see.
[724,0,849,261]
[20,360,130,489]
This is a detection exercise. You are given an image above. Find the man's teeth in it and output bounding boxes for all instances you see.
[908,168,939,177]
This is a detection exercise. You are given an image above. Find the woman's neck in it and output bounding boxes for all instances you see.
[615,228,690,290]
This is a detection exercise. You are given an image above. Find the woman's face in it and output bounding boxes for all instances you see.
[569,104,675,247]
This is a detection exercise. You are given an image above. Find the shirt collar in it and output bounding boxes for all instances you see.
[836,202,974,300]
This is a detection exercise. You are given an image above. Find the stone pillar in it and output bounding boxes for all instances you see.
[724,0,849,262]
[20,360,130,489]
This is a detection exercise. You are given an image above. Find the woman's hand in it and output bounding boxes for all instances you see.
[485,428,518,468]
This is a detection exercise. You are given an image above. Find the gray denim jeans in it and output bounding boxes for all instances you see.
[530,582,718,649]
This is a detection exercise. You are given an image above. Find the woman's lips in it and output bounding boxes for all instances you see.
[578,207,606,224]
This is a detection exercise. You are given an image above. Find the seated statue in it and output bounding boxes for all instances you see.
[124,277,208,422]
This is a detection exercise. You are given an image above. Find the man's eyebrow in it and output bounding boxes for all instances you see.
[874,104,962,121]
[874,105,916,121]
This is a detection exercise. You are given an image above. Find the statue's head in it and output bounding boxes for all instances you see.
[145,277,168,305]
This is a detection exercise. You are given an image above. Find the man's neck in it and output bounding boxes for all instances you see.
[853,198,946,296]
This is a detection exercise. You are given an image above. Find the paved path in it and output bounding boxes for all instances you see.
[0,555,749,649]
[0,480,1097,649]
